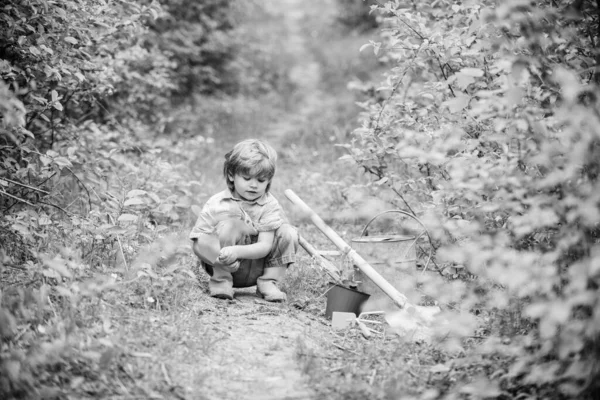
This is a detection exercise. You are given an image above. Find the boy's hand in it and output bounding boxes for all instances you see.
[217,246,238,265]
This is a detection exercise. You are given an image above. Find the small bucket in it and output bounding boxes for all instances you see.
[325,284,370,319]
[351,235,417,268]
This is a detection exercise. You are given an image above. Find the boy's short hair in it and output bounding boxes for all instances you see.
[223,139,278,192]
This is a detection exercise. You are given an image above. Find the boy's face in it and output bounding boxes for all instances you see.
[229,173,269,202]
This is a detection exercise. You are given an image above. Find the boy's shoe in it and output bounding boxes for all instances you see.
[209,267,234,300]
[256,281,286,302]
[256,266,287,302]
[210,285,234,300]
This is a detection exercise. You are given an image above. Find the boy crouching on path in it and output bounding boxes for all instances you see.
[190,139,298,302]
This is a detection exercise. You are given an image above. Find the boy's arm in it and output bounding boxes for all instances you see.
[218,230,275,263]
[192,233,241,268]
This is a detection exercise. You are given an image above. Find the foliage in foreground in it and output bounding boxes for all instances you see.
[0,0,290,397]
[344,0,600,398]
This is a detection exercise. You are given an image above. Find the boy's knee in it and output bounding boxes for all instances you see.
[276,224,298,244]
[191,235,220,266]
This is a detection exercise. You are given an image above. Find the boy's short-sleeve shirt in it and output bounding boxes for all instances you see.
[189,190,286,240]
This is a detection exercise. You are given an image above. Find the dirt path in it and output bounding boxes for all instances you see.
[124,2,364,398]
[110,281,333,399]
[262,0,335,143]
[162,290,330,400]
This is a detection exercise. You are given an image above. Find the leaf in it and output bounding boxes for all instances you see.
[0,309,17,339]
[40,156,52,166]
[39,216,52,225]
[81,351,101,362]
[444,94,470,113]
[165,263,181,274]
[118,214,138,222]
[455,73,475,90]
[430,364,451,373]
[55,286,72,298]
[126,189,147,198]
[21,129,35,139]
[51,90,58,102]
[460,67,484,77]
[70,376,85,389]
[52,102,63,111]
[42,268,61,279]
[29,46,41,56]
[107,226,127,235]
[146,269,159,279]
[64,36,78,45]
[44,258,72,278]
[53,157,72,167]
[124,197,145,206]
[147,192,160,203]
[31,95,48,104]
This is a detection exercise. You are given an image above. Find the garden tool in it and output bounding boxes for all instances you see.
[296,235,343,284]
[331,311,385,338]
[284,189,443,339]
[285,189,409,308]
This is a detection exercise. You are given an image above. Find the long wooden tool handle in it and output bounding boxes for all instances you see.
[285,189,408,309]
[298,235,342,283]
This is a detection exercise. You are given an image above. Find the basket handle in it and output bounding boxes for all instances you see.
[359,210,434,273]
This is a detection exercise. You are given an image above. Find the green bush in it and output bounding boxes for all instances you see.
[0,1,232,396]
[344,0,600,398]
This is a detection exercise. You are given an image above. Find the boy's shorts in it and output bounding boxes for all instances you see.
[203,223,298,288]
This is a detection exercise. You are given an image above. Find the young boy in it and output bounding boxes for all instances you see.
[190,139,298,302]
